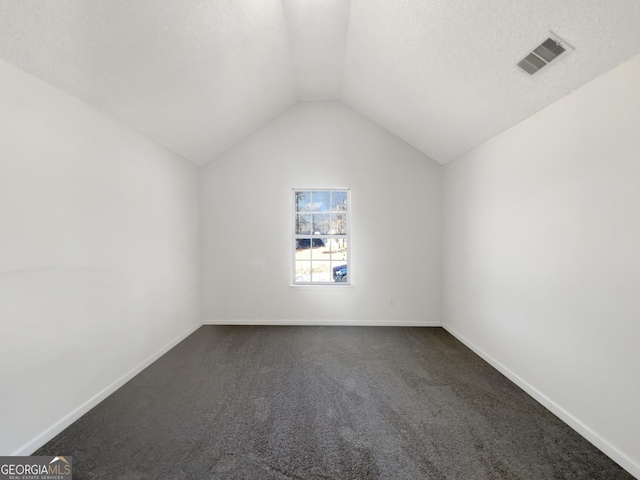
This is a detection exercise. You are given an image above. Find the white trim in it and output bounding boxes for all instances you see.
[442,323,640,480]
[11,322,203,456]
[204,318,441,327]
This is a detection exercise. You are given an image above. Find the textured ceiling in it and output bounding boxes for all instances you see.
[341,0,640,163]
[1,0,640,165]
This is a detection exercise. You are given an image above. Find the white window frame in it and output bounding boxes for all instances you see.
[292,188,350,286]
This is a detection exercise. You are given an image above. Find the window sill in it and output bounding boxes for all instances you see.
[289,283,353,290]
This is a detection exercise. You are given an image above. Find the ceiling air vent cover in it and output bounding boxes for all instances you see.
[517,34,573,75]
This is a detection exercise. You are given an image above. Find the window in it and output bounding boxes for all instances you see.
[293,189,349,284]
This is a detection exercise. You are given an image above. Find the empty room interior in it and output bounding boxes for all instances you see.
[1,0,640,478]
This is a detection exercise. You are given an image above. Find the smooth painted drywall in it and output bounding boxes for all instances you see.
[442,54,640,477]
[0,60,200,455]
[201,101,441,324]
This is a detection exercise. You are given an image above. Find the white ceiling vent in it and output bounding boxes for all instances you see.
[517,34,573,75]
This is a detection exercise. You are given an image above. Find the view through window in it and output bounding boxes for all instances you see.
[293,189,349,284]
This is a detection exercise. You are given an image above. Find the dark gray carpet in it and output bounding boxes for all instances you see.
[36,326,632,479]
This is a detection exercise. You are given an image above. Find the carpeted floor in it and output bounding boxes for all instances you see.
[36,326,633,479]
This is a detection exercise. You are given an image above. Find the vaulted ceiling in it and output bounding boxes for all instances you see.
[2,0,640,166]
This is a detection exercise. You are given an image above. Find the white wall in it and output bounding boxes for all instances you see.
[442,54,640,477]
[0,60,201,455]
[201,101,441,324]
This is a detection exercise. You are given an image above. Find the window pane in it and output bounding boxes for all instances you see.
[295,239,313,254]
[330,213,347,235]
[311,238,330,260]
[295,214,312,235]
[311,261,331,283]
[310,191,330,212]
[331,191,347,212]
[295,261,311,283]
[331,262,348,282]
[331,238,348,261]
[312,214,330,235]
[295,191,311,212]
[312,237,326,250]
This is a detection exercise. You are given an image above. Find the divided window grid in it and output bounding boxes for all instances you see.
[293,189,349,284]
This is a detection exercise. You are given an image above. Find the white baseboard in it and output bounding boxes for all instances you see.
[203,318,441,327]
[442,323,640,480]
[12,322,202,456]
